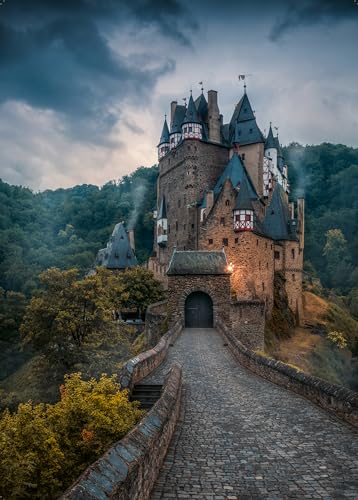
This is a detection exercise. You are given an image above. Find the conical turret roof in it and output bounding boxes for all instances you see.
[229,92,264,146]
[265,125,276,150]
[263,184,296,241]
[183,94,201,124]
[96,222,137,269]
[170,105,186,134]
[158,117,170,145]
[195,93,208,122]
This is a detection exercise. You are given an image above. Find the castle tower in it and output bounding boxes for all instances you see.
[181,94,203,140]
[157,117,170,160]
[233,178,255,232]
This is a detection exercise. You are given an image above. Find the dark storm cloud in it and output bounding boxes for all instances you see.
[270,0,357,41]
[0,0,194,142]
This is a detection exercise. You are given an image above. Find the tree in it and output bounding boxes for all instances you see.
[117,267,164,317]
[0,373,143,499]
[20,268,127,359]
[323,229,353,290]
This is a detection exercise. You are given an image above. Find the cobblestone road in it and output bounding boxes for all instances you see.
[146,328,358,499]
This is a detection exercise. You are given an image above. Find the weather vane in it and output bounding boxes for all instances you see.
[182,97,187,107]
[199,81,204,94]
[238,74,252,93]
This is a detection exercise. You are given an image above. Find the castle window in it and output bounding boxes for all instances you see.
[274,251,280,259]
[220,217,225,225]
[208,238,213,245]
[256,239,259,246]
[191,223,194,229]
[189,127,192,133]
[292,274,296,281]
[262,282,265,291]
[223,238,228,246]
[178,199,181,208]
[245,214,251,221]
[291,248,295,259]
[241,153,245,160]
[271,244,273,250]
[235,237,238,244]
[176,221,178,231]
[168,224,170,234]
[266,262,269,269]
[225,199,230,206]
[265,242,268,249]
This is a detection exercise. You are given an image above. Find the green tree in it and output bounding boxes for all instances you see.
[118,267,164,317]
[323,229,353,290]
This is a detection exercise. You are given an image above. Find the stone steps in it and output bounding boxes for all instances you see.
[130,384,162,410]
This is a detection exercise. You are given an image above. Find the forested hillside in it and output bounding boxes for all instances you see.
[285,143,358,314]
[0,166,158,296]
[0,143,357,305]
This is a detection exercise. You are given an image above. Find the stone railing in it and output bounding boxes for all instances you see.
[61,362,182,500]
[217,320,358,428]
[119,319,182,390]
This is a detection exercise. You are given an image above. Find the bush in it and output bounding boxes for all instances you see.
[0,373,144,499]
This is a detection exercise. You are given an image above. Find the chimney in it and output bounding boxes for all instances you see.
[206,190,214,213]
[297,198,305,250]
[208,90,221,143]
[127,229,135,253]
[290,202,295,219]
[170,101,177,129]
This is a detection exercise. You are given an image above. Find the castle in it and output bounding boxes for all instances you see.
[148,86,304,347]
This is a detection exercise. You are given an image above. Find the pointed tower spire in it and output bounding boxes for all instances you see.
[265,123,276,150]
[182,94,203,140]
[157,116,170,160]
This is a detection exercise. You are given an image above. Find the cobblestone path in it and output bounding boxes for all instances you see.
[146,328,358,499]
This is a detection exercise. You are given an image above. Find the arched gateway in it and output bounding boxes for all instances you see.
[185,291,213,328]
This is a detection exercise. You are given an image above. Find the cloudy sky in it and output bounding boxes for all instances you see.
[0,0,357,190]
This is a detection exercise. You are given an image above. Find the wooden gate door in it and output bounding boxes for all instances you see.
[185,292,213,328]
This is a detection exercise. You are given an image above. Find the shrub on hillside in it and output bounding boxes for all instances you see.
[0,373,143,499]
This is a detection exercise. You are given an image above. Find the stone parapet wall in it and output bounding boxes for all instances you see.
[119,320,182,390]
[61,363,182,500]
[230,300,265,350]
[145,300,168,347]
[217,320,358,428]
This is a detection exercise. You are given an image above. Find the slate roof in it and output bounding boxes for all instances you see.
[158,117,170,145]
[96,222,138,269]
[183,95,201,124]
[234,177,255,210]
[170,105,186,134]
[229,92,264,146]
[213,153,258,201]
[158,195,167,219]
[233,120,265,146]
[263,184,297,241]
[265,125,276,150]
[167,250,229,275]
[195,93,208,122]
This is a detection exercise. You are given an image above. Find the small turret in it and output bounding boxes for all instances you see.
[169,105,186,150]
[157,196,168,247]
[157,117,170,160]
[233,178,254,232]
[181,94,203,140]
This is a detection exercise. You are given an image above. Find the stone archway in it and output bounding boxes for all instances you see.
[185,291,213,328]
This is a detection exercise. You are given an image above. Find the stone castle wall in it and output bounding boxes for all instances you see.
[157,139,229,262]
[167,274,231,327]
[230,300,265,350]
[199,180,274,314]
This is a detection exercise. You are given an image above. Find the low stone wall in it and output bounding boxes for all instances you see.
[217,320,358,428]
[230,300,265,350]
[61,363,182,500]
[145,300,168,347]
[119,320,182,390]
